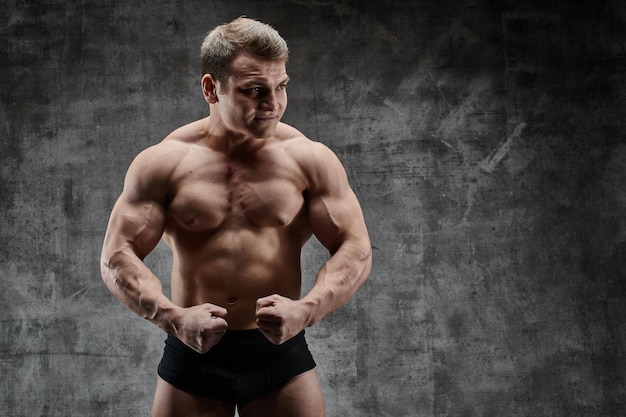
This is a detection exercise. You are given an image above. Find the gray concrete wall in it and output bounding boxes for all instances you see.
[2,1,625,416]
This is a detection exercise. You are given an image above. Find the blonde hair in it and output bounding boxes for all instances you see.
[200,17,289,84]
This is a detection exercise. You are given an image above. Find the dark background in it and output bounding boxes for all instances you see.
[1,0,625,416]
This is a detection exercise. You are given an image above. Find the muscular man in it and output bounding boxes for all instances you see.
[100,17,371,417]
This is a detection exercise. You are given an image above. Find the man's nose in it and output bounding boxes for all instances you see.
[260,90,278,110]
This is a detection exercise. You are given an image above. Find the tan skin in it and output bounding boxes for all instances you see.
[100,52,372,417]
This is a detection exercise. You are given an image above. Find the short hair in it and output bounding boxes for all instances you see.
[200,17,289,84]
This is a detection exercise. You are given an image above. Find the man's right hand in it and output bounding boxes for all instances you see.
[172,303,228,354]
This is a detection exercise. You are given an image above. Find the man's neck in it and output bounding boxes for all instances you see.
[203,116,268,157]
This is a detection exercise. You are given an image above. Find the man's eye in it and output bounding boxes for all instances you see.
[246,87,263,95]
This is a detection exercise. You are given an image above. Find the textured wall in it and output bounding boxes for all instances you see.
[2,1,625,416]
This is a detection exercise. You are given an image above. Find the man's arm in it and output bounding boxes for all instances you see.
[100,145,227,353]
[256,142,372,343]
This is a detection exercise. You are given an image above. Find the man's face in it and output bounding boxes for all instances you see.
[215,53,289,139]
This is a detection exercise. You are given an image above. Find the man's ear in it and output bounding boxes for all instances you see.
[201,74,219,104]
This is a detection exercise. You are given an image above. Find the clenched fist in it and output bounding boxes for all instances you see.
[172,303,228,353]
[255,294,309,345]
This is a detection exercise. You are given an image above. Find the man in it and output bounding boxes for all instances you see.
[100,17,371,417]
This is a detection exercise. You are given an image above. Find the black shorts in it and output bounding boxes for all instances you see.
[157,329,316,405]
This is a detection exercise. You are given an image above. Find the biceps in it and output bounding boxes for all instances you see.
[104,197,166,260]
[308,191,365,254]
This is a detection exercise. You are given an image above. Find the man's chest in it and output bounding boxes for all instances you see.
[166,152,307,230]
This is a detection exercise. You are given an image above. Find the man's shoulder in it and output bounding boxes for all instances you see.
[274,122,333,156]
[127,124,205,184]
[275,122,306,143]
[135,119,208,163]
[132,139,188,169]
[273,123,346,188]
[160,119,208,147]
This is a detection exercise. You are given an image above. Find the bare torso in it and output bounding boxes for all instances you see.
[159,118,313,329]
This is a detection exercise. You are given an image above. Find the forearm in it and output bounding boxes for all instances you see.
[100,248,182,334]
[301,239,372,327]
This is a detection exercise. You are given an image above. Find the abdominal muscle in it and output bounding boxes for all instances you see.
[163,224,309,330]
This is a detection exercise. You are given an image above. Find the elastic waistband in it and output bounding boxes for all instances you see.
[221,328,265,342]
[165,329,306,350]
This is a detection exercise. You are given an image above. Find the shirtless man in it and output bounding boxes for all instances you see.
[100,17,372,417]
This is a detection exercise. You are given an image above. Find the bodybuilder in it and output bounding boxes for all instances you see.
[100,17,372,417]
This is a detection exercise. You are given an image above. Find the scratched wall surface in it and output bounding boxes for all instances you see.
[1,1,625,416]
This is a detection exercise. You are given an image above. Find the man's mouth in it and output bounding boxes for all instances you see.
[254,115,278,122]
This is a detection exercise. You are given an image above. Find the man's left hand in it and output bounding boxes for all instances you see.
[255,294,308,345]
